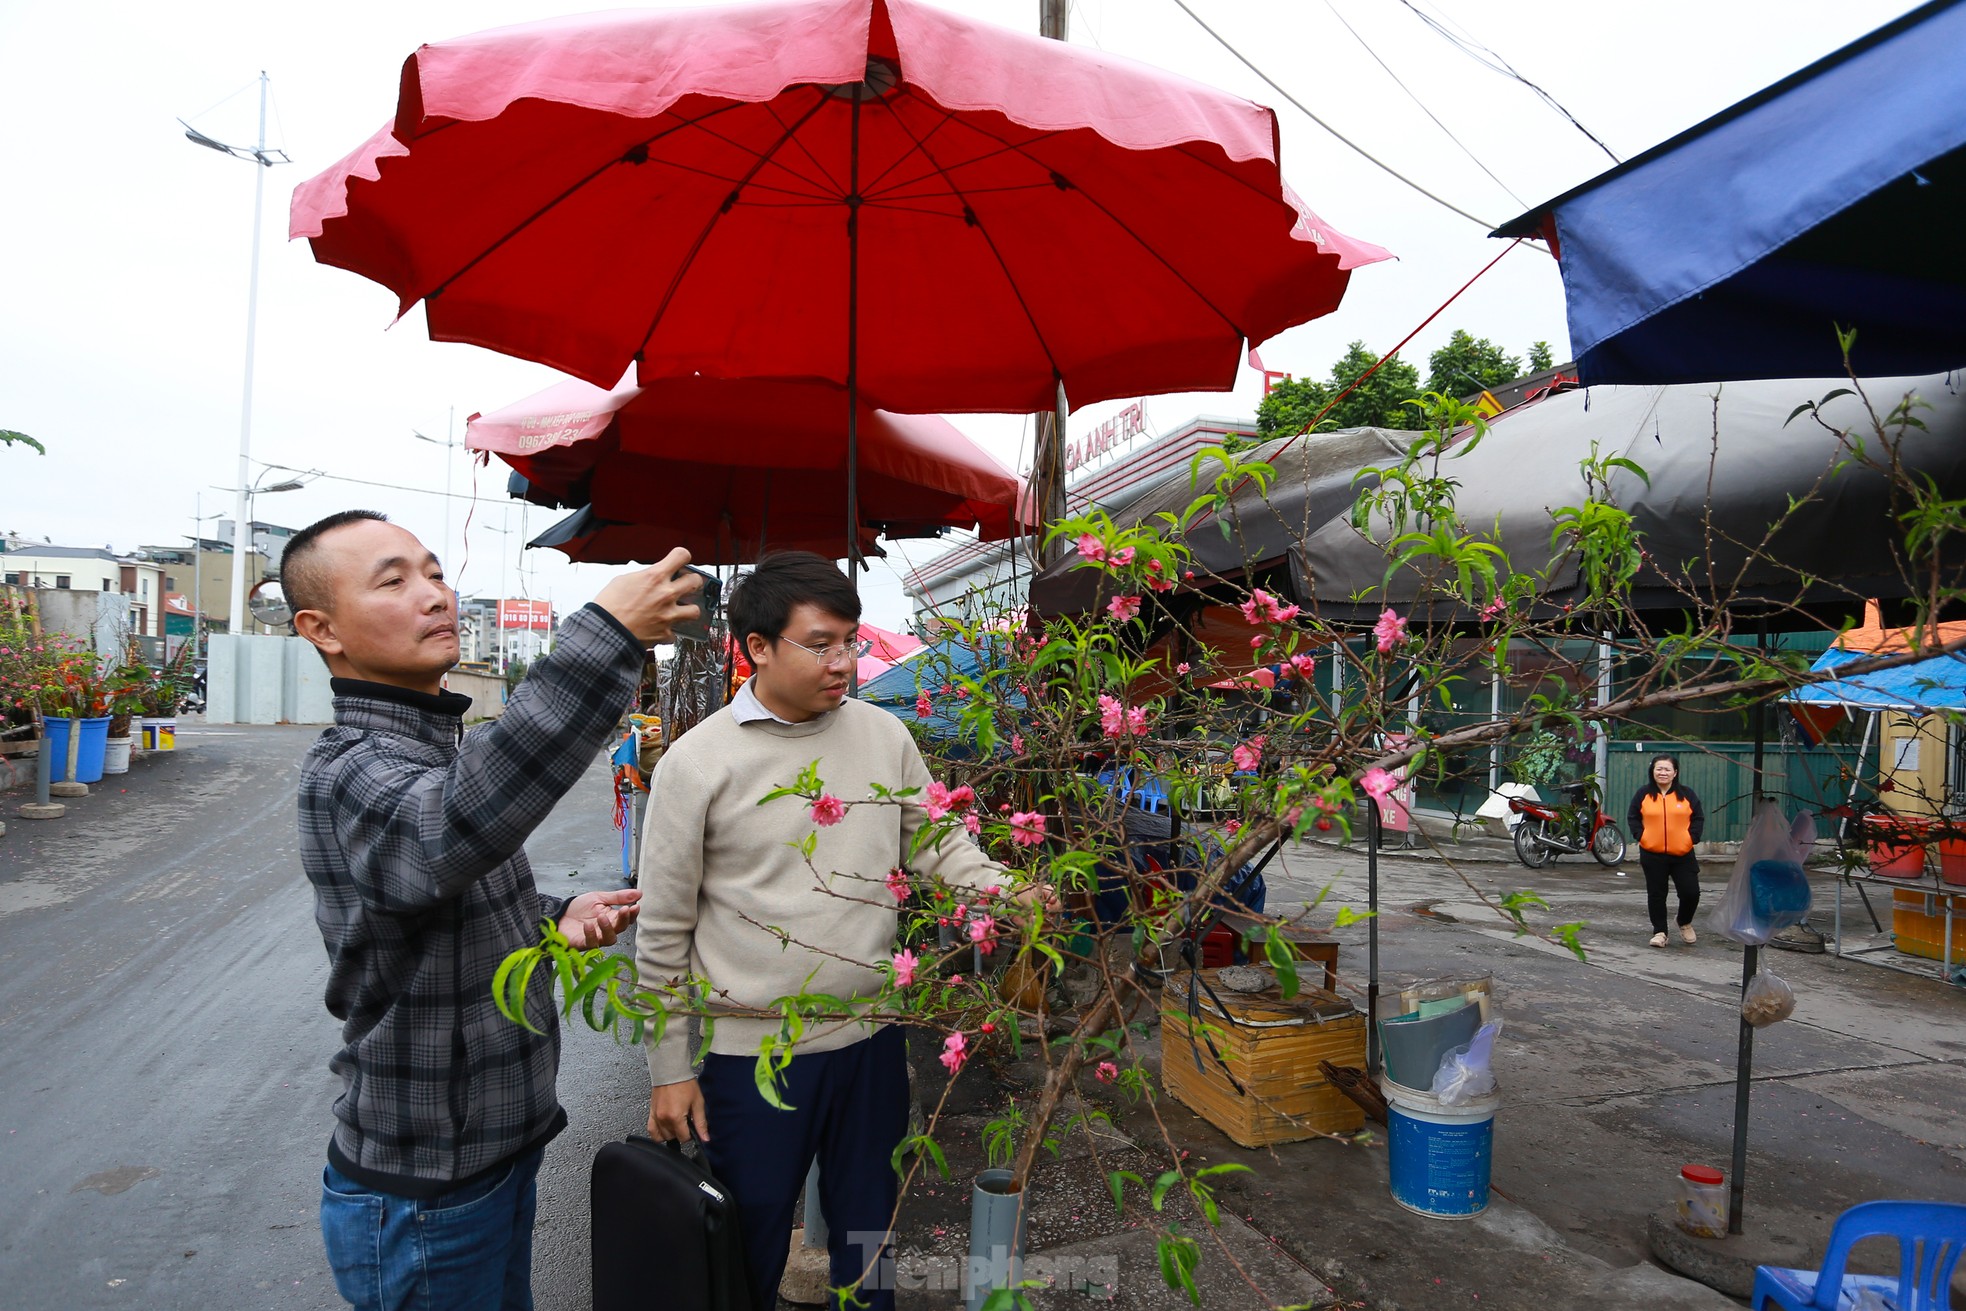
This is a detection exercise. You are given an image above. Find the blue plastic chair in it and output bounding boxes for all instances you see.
[1752,1200,1966,1310]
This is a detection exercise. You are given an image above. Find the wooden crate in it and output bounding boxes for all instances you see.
[1160,969,1366,1147]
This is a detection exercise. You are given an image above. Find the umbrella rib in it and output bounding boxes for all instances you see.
[899,108,1253,336]
[759,94,848,198]
[854,91,967,198]
[631,92,839,365]
[422,102,750,304]
[633,153,838,204]
[868,94,1062,376]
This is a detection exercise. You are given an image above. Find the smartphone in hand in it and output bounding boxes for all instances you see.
[669,564,722,643]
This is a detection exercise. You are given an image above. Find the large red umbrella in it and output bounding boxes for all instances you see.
[470,374,1024,563]
[292,0,1388,568]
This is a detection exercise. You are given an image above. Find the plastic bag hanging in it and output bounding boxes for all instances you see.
[1741,964,1796,1027]
[1706,801,1817,946]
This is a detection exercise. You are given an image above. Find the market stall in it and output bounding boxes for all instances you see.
[1785,628,1966,985]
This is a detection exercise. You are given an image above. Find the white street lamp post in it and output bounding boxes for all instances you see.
[181,72,290,639]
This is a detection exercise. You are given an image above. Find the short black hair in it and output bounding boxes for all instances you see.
[281,510,390,615]
[726,551,860,651]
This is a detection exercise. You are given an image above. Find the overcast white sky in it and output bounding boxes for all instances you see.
[0,0,1920,629]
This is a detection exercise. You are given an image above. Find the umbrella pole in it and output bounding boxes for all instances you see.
[844,77,864,587]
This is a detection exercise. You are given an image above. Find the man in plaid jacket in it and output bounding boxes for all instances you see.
[285,510,700,1311]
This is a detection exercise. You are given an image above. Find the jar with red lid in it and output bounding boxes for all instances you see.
[1676,1164,1728,1238]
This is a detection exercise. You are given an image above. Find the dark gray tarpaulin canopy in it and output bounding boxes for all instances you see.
[1032,374,1966,629]
[1299,373,1966,627]
[1028,427,1416,616]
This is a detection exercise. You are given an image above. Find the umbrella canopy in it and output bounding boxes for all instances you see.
[1299,373,1966,626]
[470,375,1024,561]
[1493,0,1966,385]
[527,503,882,567]
[856,622,923,684]
[290,0,1388,414]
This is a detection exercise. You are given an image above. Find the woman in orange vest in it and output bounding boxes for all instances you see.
[1627,754,1705,947]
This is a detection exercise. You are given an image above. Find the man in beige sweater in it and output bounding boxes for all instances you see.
[635,552,1048,1311]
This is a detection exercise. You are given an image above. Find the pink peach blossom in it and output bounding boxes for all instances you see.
[940,1031,968,1074]
[892,949,918,987]
[1009,811,1047,846]
[1360,768,1397,800]
[1373,608,1408,654]
[1107,594,1141,623]
[1076,533,1107,563]
[1095,1061,1119,1084]
[810,794,846,826]
[886,867,911,901]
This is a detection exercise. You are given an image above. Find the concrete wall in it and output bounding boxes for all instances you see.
[442,670,507,720]
[35,589,131,663]
[207,634,334,725]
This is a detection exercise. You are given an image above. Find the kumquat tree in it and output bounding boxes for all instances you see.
[498,364,1966,1309]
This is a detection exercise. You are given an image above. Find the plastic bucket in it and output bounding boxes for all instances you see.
[102,736,132,775]
[143,717,177,751]
[1382,1078,1499,1219]
[44,716,111,783]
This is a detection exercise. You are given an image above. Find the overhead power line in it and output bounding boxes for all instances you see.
[1395,0,1621,164]
[1166,0,1496,231]
[1322,0,1528,210]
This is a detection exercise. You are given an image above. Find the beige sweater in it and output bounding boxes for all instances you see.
[634,698,1007,1086]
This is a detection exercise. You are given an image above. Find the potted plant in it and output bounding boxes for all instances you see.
[102,664,151,775]
[37,651,113,784]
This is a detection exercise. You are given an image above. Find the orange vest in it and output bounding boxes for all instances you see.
[1640,789,1696,856]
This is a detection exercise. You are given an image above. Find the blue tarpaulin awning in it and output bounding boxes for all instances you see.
[1495,0,1966,386]
[1786,646,1966,714]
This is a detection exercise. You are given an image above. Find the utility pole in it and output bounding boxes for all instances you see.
[1031,0,1071,567]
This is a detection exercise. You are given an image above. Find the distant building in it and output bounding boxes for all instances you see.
[138,527,289,636]
[901,414,1257,626]
[459,596,558,672]
[0,539,167,639]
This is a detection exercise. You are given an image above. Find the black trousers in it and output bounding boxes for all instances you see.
[698,1025,908,1311]
[1640,849,1701,932]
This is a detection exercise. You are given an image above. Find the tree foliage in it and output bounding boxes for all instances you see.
[1423,329,1523,400]
[1,430,45,455]
[1256,331,1557,437]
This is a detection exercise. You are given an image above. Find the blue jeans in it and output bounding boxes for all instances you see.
[320,1146,543,1311]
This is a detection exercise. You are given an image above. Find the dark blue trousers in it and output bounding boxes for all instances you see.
[698,1025,908,1311]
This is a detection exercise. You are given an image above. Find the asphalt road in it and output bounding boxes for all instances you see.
[0,722,650,1311]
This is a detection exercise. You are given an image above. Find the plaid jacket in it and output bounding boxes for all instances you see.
[299,603,642,1197]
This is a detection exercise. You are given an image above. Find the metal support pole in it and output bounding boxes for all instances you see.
[1728,944,1757,1234]
[1366,799,1382,1080]
[1727,617,1771,1235]
[802,1162,827,1247]
[227,72,270,641]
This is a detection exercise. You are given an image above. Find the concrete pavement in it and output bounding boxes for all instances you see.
[3,727,1961,1308]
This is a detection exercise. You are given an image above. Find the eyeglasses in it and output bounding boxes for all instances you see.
[779,636,860,667]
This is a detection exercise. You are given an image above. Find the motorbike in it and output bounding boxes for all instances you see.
[1508,780,1627,868]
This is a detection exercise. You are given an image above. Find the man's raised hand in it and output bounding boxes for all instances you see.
[593,547,703,645]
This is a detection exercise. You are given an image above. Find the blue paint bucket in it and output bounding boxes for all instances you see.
[1382,1078,1500,1219]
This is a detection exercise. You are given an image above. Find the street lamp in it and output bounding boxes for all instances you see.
[180,72,292,654]
[410,412,462,568]
[211,469,311,633]
[187,494,226,664]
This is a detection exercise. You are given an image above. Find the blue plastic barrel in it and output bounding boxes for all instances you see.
[1383,1078,1500,1218]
